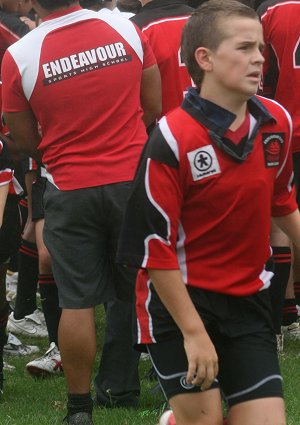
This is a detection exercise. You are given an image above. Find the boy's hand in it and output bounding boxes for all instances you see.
[184,330,218,391]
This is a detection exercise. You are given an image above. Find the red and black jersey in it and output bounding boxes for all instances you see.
[2,6,156,190]
[117,89,297,344]
[0,8,30,70]
[0,139,13,187]
[258,0,300,152]
[132,0,193,117]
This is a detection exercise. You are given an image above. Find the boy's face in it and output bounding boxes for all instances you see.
[205,16,264,100]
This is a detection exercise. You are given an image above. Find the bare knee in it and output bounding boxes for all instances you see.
[170,389,223,425]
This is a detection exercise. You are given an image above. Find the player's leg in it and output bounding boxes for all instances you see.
[228,397,285,425]
[217,291,285,425]
[94,181,140,408]
[148,335,223,425]
[43,182,114,423]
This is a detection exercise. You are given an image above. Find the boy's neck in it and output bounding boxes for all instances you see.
[199,87,248,131]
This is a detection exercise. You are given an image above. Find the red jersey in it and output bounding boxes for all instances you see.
[259,0,300,152]
[117,91,297,344]
[2,6,156,190]
[132,0,193,117]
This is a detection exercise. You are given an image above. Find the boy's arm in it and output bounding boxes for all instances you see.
[148,268,218,390]
[3,110,41,162]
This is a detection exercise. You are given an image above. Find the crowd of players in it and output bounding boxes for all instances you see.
[0,0,300,424]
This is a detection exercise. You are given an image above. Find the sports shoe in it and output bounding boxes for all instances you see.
[3,333,40,356]
[63,412,94,425]
[159,410,176,425]
[281,321,300,340]
[26,342,63,377]
[6,271,18,285]
[276,333,284,353]
[7,310,48,338]
[33,308,46,326]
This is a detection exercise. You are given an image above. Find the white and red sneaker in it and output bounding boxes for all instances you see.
[159,410,176,425]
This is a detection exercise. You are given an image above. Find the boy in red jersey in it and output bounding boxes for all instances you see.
[117,1,300,424]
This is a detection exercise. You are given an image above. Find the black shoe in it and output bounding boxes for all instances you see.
[63,412,94,425]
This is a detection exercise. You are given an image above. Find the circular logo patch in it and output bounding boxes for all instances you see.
[180,376,195,390]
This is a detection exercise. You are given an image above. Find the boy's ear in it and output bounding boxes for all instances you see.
[194,47,213,72]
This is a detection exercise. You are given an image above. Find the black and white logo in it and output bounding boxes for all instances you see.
[188,145,221,181]
[180,375,195,390]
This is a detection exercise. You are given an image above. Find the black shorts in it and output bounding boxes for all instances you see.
[0,195,21,264]
[32,175,46,222]
[293,152,300,207]
[147,288,282,407]
[43,181,137,309]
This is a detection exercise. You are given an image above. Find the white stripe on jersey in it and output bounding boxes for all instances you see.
[136,279,156,344]
[177,221,188,284]
[159,116,179,161]
[141,158,171,269]
[8,8,144,101]
[142,16,189,32]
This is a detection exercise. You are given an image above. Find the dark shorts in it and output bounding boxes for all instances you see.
[43,181,137,309]
[0,195,21,264]
[147,288,282,407]
[293,152,300,207]
[32,175,46,222]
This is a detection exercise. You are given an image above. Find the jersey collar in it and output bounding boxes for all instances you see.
[42,5,82,22]
[182,87,275,162]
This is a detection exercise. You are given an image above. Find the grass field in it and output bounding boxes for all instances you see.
[0,306,299,425]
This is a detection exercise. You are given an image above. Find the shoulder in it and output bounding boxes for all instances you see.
[258,0,298,17]
[256,95,292,131]
[131,1,192,29]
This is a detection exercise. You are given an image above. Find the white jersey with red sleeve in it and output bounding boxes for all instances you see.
[1,6,156,190]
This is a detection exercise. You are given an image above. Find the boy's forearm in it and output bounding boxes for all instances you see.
[147,269,206,337]
[147,268,218,389]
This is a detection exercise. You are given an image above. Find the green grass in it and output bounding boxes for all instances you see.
[0,306,299,425]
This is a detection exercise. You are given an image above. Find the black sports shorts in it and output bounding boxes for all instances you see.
[293,152,300,207]
[0,195,21,264]
[32,175,46,222]
[147,288,283,407]
[43,181,137,309]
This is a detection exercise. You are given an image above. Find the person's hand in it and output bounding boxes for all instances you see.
[19,16,36,30]
[184,330,218,391]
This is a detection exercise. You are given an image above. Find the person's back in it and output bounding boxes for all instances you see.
[3,6,156,190]
[132,0,193,117]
